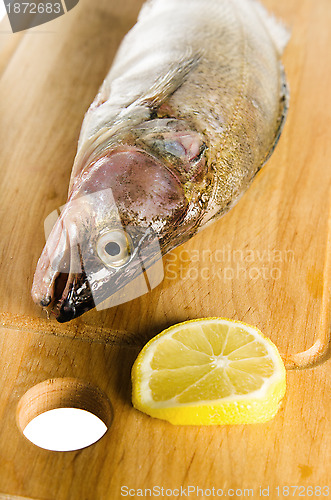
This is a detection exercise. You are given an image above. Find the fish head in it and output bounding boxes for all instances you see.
[32,137,205,322]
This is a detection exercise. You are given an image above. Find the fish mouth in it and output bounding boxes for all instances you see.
[50,271,95,323]
[48,239,98,322]
[31,210,96,322]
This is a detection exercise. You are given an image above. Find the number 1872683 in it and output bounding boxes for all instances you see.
[6,3,62,15]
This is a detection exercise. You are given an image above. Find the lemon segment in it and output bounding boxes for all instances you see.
[132,318,286,425]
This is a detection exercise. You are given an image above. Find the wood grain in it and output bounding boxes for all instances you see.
[0,0,330,498]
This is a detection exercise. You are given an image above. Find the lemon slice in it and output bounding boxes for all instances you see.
[132,318,286,425]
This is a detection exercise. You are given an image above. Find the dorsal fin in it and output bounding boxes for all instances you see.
[250,0,290,54]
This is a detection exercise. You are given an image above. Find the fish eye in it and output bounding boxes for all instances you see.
[105,241,121,257]
[96,230,132,268]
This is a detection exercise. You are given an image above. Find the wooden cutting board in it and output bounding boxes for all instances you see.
[0,0,330,498]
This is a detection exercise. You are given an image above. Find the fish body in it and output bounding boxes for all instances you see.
[32,0,289,322]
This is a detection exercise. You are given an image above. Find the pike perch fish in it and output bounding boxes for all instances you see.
[32,0,290,322]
